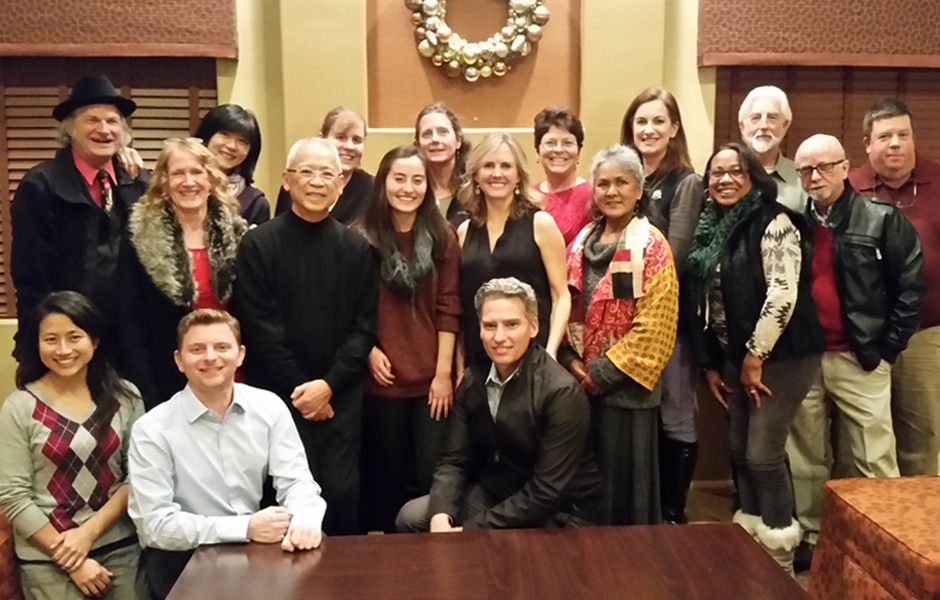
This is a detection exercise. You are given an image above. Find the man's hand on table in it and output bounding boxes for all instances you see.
[248,507,291,543]
[281,519,323,552]
[429,513,463,533]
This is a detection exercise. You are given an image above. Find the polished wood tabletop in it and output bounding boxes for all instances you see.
[167,523,808,600]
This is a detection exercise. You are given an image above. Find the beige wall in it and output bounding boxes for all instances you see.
[217,0,717,188]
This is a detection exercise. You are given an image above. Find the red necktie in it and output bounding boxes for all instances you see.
[96,170,113,211]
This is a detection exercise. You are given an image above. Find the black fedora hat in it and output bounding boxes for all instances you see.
[52,75,137,121]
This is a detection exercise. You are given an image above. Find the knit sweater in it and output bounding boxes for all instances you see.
[366,229,462,398]
[0,383,143,561]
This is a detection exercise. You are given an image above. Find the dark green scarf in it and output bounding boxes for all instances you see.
[685,188,763,304]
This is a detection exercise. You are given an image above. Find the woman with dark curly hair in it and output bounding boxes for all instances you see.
[118,139,248,409]
[0,291,143,600]
[684,143,822,573]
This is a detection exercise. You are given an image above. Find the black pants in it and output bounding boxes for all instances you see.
[360,393,447,533]
[292,385,363,536]
[137,547,194,600]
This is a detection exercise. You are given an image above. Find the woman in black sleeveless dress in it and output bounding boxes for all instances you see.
[456,132,569,368]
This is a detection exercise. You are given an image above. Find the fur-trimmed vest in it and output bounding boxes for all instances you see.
[128,196,247,307]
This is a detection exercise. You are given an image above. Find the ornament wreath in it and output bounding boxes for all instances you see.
[404,0,551,83]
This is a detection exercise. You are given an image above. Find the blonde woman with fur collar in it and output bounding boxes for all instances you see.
[118,139,248,410]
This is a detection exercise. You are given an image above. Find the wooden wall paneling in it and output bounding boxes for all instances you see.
[902,70,940,160]
[712,67,733,151]
[787,67,847,161]
[0,84,9,316]
[843,69,900,163]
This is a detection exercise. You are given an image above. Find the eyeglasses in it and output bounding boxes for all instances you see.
[287,168,339,182]
[540,139,579,151]
[796,160,846,180]
[707,167,746,182]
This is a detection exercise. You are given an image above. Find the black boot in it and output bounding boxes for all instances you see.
[659,432,698,524]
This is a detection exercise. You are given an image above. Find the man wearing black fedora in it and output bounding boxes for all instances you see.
[10,75,149,361]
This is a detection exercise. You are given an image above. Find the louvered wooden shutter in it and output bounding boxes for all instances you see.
[714,67,940,168]
[0,62,216,318]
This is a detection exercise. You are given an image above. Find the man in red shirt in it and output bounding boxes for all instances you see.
[848,99,940,479]
[11,75,148,362]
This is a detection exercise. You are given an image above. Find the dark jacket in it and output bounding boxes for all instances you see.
[236,184,271,227]
[118,197,247,409]
[10,148,148,360]
[429,345,603,530]
[805,183,926,371]
[685,197,824,371]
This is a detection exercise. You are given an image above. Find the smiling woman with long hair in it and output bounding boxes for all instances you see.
[353,145,461,533]
[118,139,248,409]
[684,143,823,573]
[457,132,570,368]
[0,291,144,600]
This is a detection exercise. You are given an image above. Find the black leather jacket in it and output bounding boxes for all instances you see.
[807,183,926,371]
[428,344,603,529]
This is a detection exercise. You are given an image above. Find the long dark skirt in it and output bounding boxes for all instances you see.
[593,403,662,525]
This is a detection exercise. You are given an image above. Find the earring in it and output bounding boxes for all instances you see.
[514,185,520,195]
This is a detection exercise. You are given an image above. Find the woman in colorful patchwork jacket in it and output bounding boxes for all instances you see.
[558,144,679,526]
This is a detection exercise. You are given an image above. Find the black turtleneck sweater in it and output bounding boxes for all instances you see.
[231,211,378,400]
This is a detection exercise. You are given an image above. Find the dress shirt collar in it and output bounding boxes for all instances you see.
[769,153,800,186]
[486,362,522,389]
[853,154,938,195]
[179,384,246,424]
[71,148,116,187]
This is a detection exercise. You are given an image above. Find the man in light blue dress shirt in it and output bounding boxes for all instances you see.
[128,309,327,600]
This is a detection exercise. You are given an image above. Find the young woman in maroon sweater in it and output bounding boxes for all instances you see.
[353,145,461,533]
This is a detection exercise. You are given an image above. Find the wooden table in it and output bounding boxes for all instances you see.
[167,523,808,600]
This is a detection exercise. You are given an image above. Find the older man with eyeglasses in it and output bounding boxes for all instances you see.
[785,134,926,570]
[230,138,378,537]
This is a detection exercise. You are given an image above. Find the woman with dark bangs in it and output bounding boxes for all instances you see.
[353,145,461,533]
[195,104,270,227]
[0,291,143,600]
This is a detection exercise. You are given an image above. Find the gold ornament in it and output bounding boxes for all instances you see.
[437,24,452,42]
[404,0,421,10]
[442,50,454,61]
[480,65,493,78]
[463,43,480,65]
[432,54,444,66]
[494,62,508,76]
[414,26,427,41]
[411,11,423,25]
[526,24,542,42]
[533,5,550,26]
[444,61,461,78]
[464,67,480,82]
[510,0,535,11]
[418,40,435,58]
[422,0,441,16]
[500,26,515,42]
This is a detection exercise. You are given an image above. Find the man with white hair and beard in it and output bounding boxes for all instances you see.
[738,86,807,212]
